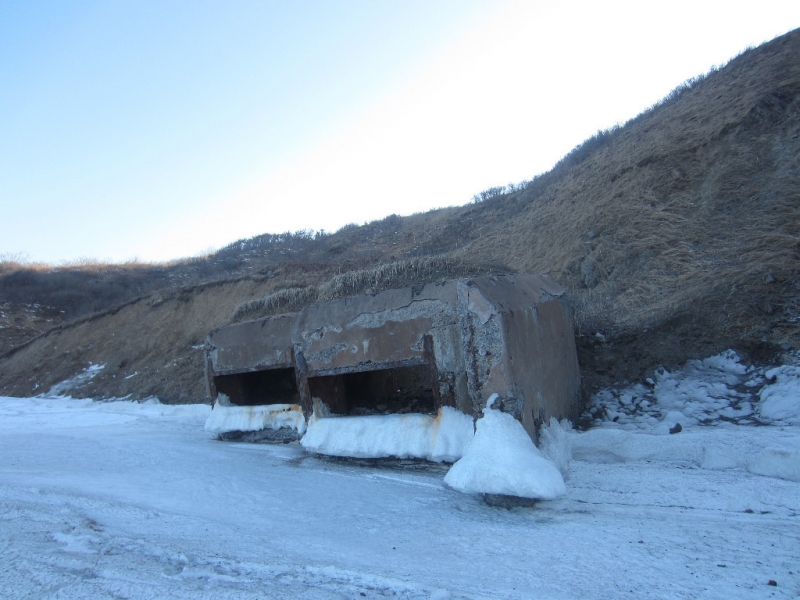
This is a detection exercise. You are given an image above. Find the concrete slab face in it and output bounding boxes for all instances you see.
[294,316,433,373]
[469,273,566,309]
[205,313,298,406]
[503,299,581,440]
[291,281,465,415]
[207,313,296,374]
[457,279,506,414]
[456,274,580,439]
[292,281,459,370]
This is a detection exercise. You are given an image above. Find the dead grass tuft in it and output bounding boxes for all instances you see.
[232,285,319,321]
[231,256,509,322]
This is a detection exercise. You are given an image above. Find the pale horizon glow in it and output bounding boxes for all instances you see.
[2,1,799,265]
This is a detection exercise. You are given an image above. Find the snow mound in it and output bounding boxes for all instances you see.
[300,406,473,462]
[204,402,307,435]
[444,396,565,500]
[758,365,800,425]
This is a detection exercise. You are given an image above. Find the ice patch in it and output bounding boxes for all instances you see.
[444,396,565,500]
[700,443,746,470]
[300,406,473,462]
[205,402,307,436]
[700,438,800,483]
[127,398,210,420]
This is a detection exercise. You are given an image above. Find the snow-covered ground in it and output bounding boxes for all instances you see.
[1,351,799,599]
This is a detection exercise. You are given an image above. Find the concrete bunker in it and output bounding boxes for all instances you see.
[205,274,581,443]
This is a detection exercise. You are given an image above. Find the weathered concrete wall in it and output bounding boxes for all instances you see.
[205,313,297,404]
[204,274,581,441]
[459,276,581,440]
[291,281,465,415]
[207,312,296,375]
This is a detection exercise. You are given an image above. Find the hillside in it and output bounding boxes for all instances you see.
[1,29,798,404]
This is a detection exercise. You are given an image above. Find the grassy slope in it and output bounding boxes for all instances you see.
[1,29,798,403]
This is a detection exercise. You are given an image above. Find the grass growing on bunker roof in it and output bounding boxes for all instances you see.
[231,256,509,322]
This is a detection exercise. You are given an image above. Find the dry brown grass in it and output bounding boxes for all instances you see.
[232,285,319,321]
[459,30,800,345]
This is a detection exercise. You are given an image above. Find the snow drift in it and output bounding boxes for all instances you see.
[444,395,566,500]
[540,415,800,483]
[300,406,474,462]
[759,365,800,425]
[204,402,307,436]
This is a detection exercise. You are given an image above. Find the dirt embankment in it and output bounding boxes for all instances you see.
[0,278,281,402]
[1,29,798,404]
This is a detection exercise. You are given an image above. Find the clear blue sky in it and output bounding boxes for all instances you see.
[2,1,798,264]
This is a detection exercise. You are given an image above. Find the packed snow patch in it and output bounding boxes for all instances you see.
[204,402,307,435]
[541,411,800,483]
[300,406,473,462]
[444,395,565,500]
